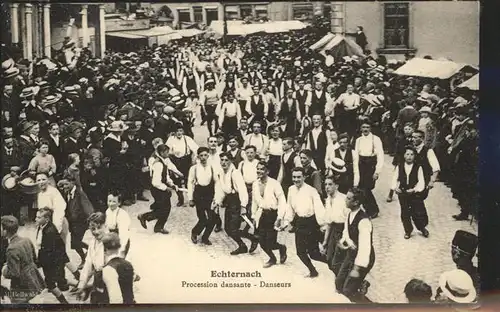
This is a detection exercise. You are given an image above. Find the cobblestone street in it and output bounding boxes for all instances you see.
[10,121,478,304]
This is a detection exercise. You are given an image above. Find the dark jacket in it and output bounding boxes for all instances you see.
[37,222,69,267]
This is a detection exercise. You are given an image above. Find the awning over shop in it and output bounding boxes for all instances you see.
[174,29,206,38]
[208,20,308,36]
[394,58,468,79]
[457,73,479,90]
[310,33,364,59]
[106,32,146,39]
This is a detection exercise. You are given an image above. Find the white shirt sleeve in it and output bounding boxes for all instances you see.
[312,188,327,227]
[427,149,441,173]
[374,135,384,174]
[102,266,124,303]
[117,211,131,255]
[78,242,95,287]
[391,165,400,191]
[275,181,287,220]
[187,166,196,202]
[414,167,425,193]
[354,218,373,268]
[52,189,67,233]
[233,170,248,207]
[186,136,199,155]
[352,151,360,187]
[152,162,168,191]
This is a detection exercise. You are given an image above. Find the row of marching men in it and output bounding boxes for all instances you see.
[130,115,440,302]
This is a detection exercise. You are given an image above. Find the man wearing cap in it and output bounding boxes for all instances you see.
[451,230,479,294]
[354,121,384,219]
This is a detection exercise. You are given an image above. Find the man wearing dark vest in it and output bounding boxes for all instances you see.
[334,188,375,302]
[391,146,429,239]
[279,72,296,100]
[137,144,178,234]
[299,149,323,196]
[246,85,268,130]
[101,233,135,304]
[277,137,302,197]
[412,130,440,201]
[181,68,200,97]
[294,79,311,120]
[188,147,217,245]
[227,136,245,168]
[305,114,328,173]
[279,89,300,137]
[354,121,384,219]
[309,81,332,117]
[335,133,359,194]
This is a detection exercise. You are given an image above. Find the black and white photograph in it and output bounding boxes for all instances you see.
[0,0,481,305]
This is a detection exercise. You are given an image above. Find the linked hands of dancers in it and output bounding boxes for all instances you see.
[273,218,288,232]
[338,236,357,250]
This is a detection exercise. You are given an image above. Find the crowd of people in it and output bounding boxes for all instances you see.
[1,23,479,304]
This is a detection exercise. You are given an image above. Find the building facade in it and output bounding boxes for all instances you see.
[4,2,108,59]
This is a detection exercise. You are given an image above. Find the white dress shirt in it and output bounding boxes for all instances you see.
[244,134,269,156]
[415,144,441,173]
[151,158,174,191]
[214,166,248,207]
[251,177,287,227]
[335,92,360,111]
[267,138,283,156]
[324,192,349,224]
[218,100,242,127]
[50,134,60,146]
[355,133,384,174]
[238,159,259,185]
[105,207,131,256]
[285,183,327,226]
[148,155,181,177]
[343,209,373,268]
[79,236,105,288]
[324,142,340,169]
[187,163,216,201]
[391,163,426,192]
[36,185,66,233]
[166,135,198,158]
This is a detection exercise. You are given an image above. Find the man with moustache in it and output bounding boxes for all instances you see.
[252,161,288,268]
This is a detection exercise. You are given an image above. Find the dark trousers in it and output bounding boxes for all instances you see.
[222,116,238,139]
[170,155,191,205]
[398,193,429,234]
[224,194,257,248]
[257,210,283,262]
[42,263,68,290]
[358,156,379,217]
[143,188,172,231]
[295,216,326,273]
[192,184,216,240]
[326,222,345,272]
[242,184,253,233]
[205,105,218,137]
[267,155,281,180]
[334,248,375,302]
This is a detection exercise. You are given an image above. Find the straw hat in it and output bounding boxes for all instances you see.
[2,174,17,191]
[331,158,347,173]
[40,94,63,107]
[3,67,20,79]
[438,269,476,303]
[419,106,432,114]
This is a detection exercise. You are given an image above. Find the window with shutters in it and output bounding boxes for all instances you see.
[178,9,191,23]
[240,4,253,19]
[292,3,314,21]
[384,3,410,48]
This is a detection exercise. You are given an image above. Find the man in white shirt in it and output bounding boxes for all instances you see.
[244,121,269,157]
[336,84,361,138]
[252,161,288,268]
[321,175,349,274]
[238,145,259,236]
[137,144,178,234]
[334,188,375,302]
[217,92,241,136]
[213,152,258,255]
[391,146,429,239]
[354,121,384,219]
[412,130,441,200]
[188,147,218,245]
[279,167,327,278]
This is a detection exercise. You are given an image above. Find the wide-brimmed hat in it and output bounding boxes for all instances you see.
[40,93,63,107]
[438,269,476,303]
[2,174,17,191]
[107,120,129,132]
[331,158,347,173]
[3,67,20,79]
[19,87,34,98]
[419,106,432,114]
